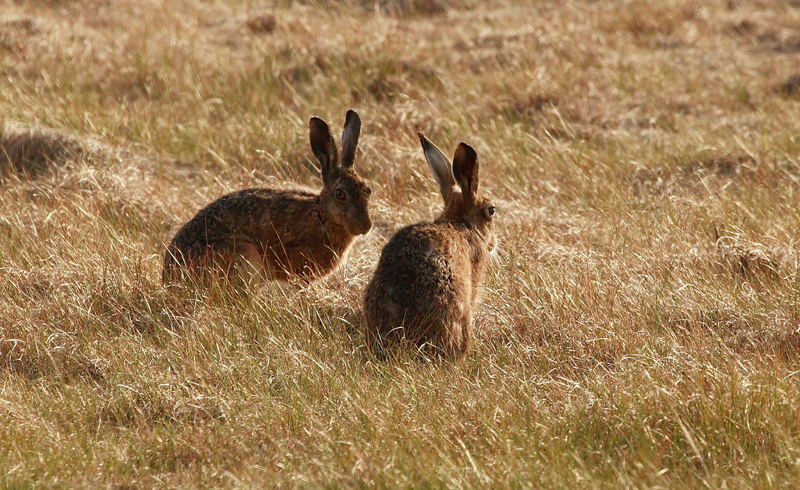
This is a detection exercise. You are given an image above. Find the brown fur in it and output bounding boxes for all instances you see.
[364,134,496,360]
[163,111,372,285]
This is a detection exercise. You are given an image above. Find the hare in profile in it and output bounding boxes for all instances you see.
[364,133,497,360]
[163,110,372,285]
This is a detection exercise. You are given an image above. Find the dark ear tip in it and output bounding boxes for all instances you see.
[417,132,428,146]
[457,142,477,160]
[345,109,360,123]
[309,116,329,129]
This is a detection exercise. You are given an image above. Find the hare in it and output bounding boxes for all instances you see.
[163,110,372,285]
[364,133,497,360]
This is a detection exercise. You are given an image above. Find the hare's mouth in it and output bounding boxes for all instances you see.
[349,220,372,236]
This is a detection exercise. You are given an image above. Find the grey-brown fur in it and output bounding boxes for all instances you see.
[364,134,497,360]
[163,110,372,284]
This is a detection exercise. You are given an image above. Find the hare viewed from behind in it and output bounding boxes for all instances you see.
[163,110,372,285]
[364,134,497,360]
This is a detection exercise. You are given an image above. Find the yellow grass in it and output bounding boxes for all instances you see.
[2,0,800,486]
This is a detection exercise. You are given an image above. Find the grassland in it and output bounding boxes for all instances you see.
[2,0,800,486]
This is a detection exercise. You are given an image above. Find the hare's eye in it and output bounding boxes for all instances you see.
[335,189,347,201]
[485,206,496,219]
[364,186,372,196]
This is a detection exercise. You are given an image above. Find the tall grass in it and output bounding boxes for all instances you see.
[2,0,800,486]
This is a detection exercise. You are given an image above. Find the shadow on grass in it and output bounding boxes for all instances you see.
[0,123,86,179]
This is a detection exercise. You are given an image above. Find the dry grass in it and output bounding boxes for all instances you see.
[2,0,800,486]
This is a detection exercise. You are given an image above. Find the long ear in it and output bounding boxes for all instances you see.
[452,142,479,204]
[340,110,361,168]
[309,117,338,183]
[418,132,456,202]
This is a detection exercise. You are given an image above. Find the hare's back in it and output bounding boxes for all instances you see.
[371,222,471,309]
[170,187,316,247]
[195,187,316,221]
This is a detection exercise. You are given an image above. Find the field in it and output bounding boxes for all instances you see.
[2,0,800,486]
